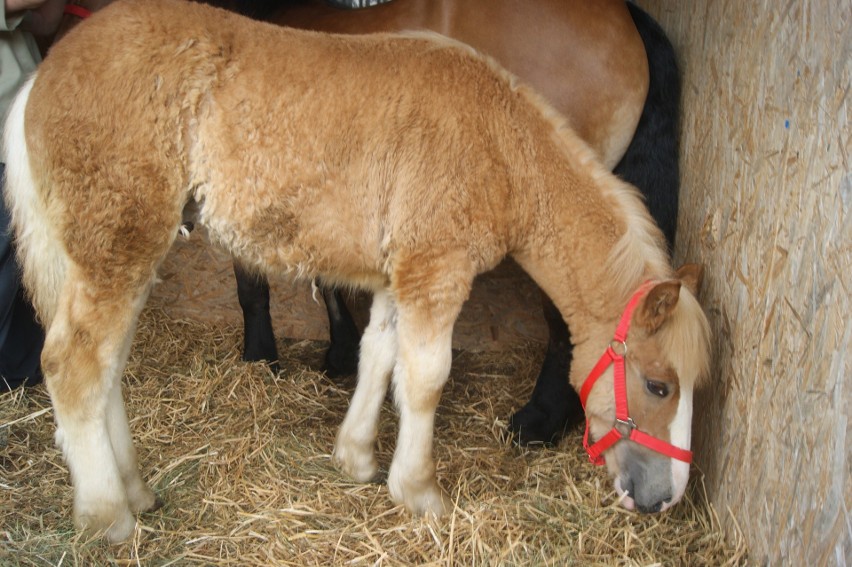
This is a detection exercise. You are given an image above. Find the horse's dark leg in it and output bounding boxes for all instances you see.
[508,294,583,445]
[508,4,681,446]
[319,283,361,378]
[234,261,280,371]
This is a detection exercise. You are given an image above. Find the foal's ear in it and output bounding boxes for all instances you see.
[675,263,704,297]
[634,281,681,335]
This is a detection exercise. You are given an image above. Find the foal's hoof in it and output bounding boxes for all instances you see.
[333,441,379,483]
[388,476,451,518]
[127,481,160,514]
[150,495,166,512]
[75,505,136,544]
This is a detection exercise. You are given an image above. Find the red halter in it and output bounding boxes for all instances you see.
[63,4,92,19]
[579,284,693,465]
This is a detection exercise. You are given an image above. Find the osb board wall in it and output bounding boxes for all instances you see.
[640,1,849,564]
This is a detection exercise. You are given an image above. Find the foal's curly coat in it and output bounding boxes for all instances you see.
[5,0,709,543]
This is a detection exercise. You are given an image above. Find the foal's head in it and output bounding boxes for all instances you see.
[573,264,711,513]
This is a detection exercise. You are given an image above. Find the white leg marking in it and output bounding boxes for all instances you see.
[334,290,398,482]
[54,400,136,543]
[104,289,157,514]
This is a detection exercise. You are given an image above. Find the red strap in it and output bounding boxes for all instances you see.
[630,429,693,463]
[612,351,629,420]
[580,283,650,409]
[579,348,614,408]
[585,422,693,465]
[614,282,652,342]
[63,4,92,19]
[584,425,621,465]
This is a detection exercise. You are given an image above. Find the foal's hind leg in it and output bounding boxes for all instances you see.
[103,288,160,515]
[334,289,397,482]
[45,269,154,543]
[106,376,160,514]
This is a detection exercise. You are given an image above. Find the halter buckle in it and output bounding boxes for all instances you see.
[614,417,636,438]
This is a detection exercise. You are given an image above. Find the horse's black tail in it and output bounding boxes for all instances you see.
[616,3,682,252]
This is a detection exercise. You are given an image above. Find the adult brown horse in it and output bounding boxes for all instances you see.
[6,0,708,542]
[57,0,681,446]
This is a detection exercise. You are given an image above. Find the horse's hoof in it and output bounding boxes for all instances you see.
[241,353,280,374]
[324,347,358,378]
[507,404,563,447]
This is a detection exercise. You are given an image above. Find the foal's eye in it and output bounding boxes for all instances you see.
[645,379,670,398]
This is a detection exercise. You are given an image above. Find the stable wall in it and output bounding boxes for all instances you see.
[640,2,850,564]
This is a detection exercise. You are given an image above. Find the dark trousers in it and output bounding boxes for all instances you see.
[0,163,44,391]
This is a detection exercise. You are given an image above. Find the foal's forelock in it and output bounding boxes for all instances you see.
[657,287,712,390]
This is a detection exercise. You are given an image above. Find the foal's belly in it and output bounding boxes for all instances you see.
[192,178,390,292]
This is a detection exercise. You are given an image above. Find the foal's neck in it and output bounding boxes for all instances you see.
[509,134,671,346]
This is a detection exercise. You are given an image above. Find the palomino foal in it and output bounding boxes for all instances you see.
[4,0,710,542]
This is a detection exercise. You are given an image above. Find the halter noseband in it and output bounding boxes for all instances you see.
[579,284,693,465]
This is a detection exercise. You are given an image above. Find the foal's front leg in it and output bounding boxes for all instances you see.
[386,311,454,517]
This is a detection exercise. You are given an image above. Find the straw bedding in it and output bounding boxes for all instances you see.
[1,309,746,566]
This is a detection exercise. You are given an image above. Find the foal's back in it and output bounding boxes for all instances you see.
[30,0,604,292]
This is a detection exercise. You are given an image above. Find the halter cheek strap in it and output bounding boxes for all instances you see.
[578,284,693,466]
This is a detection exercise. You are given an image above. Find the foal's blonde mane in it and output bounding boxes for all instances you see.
[519,82,674,306]
[592,159,711,389]
[496,49,711,388]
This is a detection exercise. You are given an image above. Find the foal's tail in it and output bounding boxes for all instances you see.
[3,73,67,326]
[617,3,682,251]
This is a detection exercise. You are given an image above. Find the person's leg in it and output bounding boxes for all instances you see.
[0,163,45,392]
